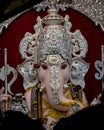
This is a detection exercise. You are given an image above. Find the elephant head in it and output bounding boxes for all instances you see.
[18,3,89,116]
[38,54,89,112]
[33,6,89,112]
[39,54,71,111]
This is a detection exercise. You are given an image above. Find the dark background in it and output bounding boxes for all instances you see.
[0,0,42,23]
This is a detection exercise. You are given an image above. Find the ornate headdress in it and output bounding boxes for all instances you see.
[36,1,72,65]
[18,0,89,89]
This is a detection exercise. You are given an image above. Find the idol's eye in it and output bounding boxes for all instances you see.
[61,63,67,69]
[41,63,48,70]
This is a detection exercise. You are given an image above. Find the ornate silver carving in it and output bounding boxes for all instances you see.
[0,65,18,95]
[19,32,36,60]
[94,45,104,96]
[0,9,30,35]
[70,29,88,58]
[95,60,103,80]
[33,0,104,31]
[19,16,43,60]
[17,59,38,90]
[37,24,72,64]
[48,55,61,104]
[70,57,90,88]
[0,0,103,35]
[71,0,104,31]
[95,45,104,80]
[11,93,28,114]
[0,48,18,95]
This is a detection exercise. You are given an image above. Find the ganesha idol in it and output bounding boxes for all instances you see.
[17,2,89,130]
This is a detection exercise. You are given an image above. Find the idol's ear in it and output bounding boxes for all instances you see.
[70,57,90,89]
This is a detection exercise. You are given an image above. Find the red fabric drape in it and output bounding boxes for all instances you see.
[0,8,104,103]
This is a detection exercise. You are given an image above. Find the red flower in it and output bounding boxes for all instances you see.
[33,64,39,68]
